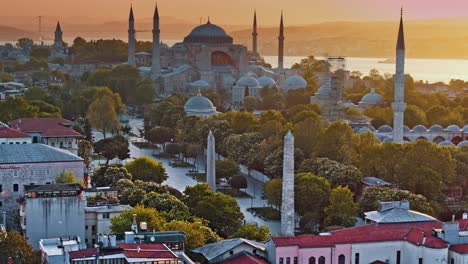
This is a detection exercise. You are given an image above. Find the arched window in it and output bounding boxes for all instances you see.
[318,257,325,264]
[68,140,72,148]
[355,253,360,264]
[51,141,56,147]
[338,255,345,264]
[59,141,64,148]
[309,257,316,264]
[211,51,233,66]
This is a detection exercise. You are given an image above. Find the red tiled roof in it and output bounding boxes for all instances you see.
[0,126,30,138]
[123,251,177,259]
[272,221,449,249]
[222,253,268,264]
[9,118,81,138]
[450,244,468,254]
[69,248,97,259]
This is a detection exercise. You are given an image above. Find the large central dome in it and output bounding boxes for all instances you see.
[184,21,233,44]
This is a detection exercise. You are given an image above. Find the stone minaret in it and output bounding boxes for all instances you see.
[151,3,161,80]
[392,8,406,143]
[278,11,284,72]
[281,130,294,237]
[207,130,216,191]
[54,21,63,45]
[128,5,136,67]
[252,10,258,63]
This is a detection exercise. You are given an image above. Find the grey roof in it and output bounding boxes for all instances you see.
[192,238,265,261]
[361,177,391,187]
[25,183,82,193]
[184,95,217,114]
[0,144,83,164]
[365,201,437,224]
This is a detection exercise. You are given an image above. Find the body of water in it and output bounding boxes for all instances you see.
[263,56,468,83]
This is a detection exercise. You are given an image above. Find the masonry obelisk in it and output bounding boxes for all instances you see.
[281,130,294,236]
[207,130,216,191]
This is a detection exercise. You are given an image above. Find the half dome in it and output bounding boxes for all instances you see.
[285,75,307,90]
[446,125,461,132]
[458,140,468,147]
[439,140,454,146]
[257,76,277,89]
[236,76,260,88]
[429,125,444,133]
[412,125,428,133]
[378,125,393,133]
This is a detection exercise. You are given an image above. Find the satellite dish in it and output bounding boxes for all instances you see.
[150,236,155,242]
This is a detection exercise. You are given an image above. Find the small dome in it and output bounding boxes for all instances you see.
[412,125,428,133]
[457,140,468,147]
[191,80,210,87]
[236,76,260,88]
[358,127,370,133]
[184,95,216,115]
[383,137,393,143]
[463,125,468,132]
[257,76,276,88]
[429,125,444,132]
[316,85,330,96]
[285,75,307,90]
[359,88,384,106]
[439,140,454,146]
[403,126,411,133]
[378,125,393,133]
[374,133,388,141]
[171,43,187,50]
[446,125,461,132]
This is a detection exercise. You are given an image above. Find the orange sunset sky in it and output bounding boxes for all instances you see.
[2,0,468,25]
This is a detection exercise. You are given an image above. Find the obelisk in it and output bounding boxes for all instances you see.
[281,130,294,236]
[207,130,216,191]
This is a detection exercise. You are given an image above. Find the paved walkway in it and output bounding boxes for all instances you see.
[91,117,281,235]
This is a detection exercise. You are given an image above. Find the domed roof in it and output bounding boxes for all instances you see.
[378,125,393,133]
[463,125,468,132]
[184,94,216,115]
[257,76,276,88]
[285,75,307,90]
[383,137,393,143]
[236,76,260,88]
[412,125,428,133]
[359,88,384,106]
[184,21,233,44]
[429,125,444,132]
[446,125,461,132]
[191,80,210,87]
[403,126,411,133]
[439,140,454,146]
[374,133,388,141]
[316,85,331,96]
[458,140,468,147]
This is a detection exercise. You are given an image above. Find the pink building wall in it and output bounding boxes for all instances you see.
[274,244,352,264]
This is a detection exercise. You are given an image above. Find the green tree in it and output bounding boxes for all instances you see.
[16,38,33,51]
[110,205,165,234]
[0,231,41,263]
[143,192,190,221]
[215,159,240,180]
[324,186,358,228]
[293,115,322,156]
[314,121,356,163]
[295,173,331,217]
[224,132,263,170]
[0,97,39,122]
[125,156,167,183]
[228,175,248,190]
[1,73,14,82]
[404,105,427,127]
[78,140,93,169]
[230,224,271,242]
[263,178,282,208]
[91,165,132,187]
[30,46,51,59]
[146,126,174,152]
[243,96,257,112]
[93,135,130,164]
[131,78,156,106]
[86,94,120,138]
[164,220,220,250]
[55,170,76,183]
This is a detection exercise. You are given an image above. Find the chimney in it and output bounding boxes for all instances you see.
[140,222,148,232]
[131,214,138,233]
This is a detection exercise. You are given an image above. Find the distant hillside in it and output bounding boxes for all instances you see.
[230,19,468,59]
[0,25,35,42]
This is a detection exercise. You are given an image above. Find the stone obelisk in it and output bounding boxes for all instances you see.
[207,130,216,191]
[281,130,294,236]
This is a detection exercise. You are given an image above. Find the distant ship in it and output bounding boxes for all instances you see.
[378,58,396,64]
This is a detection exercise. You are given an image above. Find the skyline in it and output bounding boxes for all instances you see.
[2,0,468,26]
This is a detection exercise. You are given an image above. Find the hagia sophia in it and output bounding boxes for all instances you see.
[127,5,467,146]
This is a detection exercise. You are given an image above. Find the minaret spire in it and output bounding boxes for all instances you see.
[252,10,258,63]
[151,2,161,80]
[392,8,406,143]
[128,4,136,67]
[278,11,284,71]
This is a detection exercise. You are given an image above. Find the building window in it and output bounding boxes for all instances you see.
[102,213,110,219]
[286,257,290,264]
[13,171,17,177]
[397,251,401,264]
[355,253,360,264]
[451,258,454,264]
[294,257,298,264]
[91,225,96,235]
[0,202,2,207]
[419,258,423,264]
[279,258,284,264]
[51,141,56,147]
[338,255,345,264]
[13,184,18,192]
[59,141,64,148]
[0,184,2,192]
[253,249,257,254]
[46,182,51,184]
[309,257,316,264]
[68,141,72,148]
[85,225,88,230]
[229,250,234,255]
[318,257,325,264]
